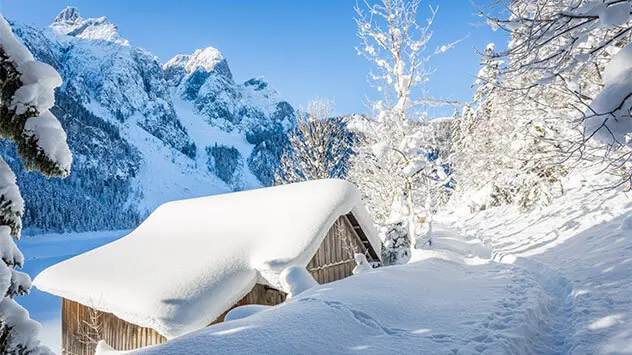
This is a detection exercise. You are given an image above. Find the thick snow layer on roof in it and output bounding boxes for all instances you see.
[33,179,379,339]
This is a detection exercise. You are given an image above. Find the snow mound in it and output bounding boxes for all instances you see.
[280,266,318,299]
[33,179,380,339]
[224,305,271,322]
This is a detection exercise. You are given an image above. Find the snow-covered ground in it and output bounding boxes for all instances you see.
[451,170,632,354]
[20,168,632,354]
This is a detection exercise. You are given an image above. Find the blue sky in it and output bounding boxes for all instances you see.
[0,0,507,116]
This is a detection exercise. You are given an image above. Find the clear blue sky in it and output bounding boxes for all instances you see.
[0,0,507,116]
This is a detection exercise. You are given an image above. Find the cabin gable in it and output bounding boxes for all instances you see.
[307,213,379,283]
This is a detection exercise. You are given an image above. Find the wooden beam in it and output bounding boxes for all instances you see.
[344,213,380,262]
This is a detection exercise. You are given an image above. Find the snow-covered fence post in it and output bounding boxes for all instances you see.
[0,12,72,354]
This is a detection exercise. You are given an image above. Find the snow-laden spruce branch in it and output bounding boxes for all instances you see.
[0,11,72,354]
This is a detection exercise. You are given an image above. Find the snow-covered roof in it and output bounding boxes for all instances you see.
[33,179,380,339]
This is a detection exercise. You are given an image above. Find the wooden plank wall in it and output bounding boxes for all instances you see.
[307,215,371,284]
[62,214,375,354]
[62,298,166,355]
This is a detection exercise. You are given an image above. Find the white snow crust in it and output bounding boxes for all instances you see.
[33,179,380,339]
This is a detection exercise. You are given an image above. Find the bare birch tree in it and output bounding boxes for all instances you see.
[275,99,354,184]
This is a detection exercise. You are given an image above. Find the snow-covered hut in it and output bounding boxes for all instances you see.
[34,179,381,355]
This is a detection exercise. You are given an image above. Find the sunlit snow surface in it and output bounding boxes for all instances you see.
[19,167,632,354]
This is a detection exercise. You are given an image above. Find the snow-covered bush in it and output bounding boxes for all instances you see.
[0,12,71,354]
[280,266,318,299]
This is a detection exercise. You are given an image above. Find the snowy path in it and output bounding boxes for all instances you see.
[449,175,632,353]
[425,223,577,354]
[507,257,574,354]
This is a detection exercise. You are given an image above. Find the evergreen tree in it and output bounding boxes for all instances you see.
[0,12,71,354]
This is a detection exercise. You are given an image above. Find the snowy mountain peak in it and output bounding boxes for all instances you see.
[50,7,129,46]
[53,7,82,25]
[186,47,226,73]
[9,12,295,229]
[163,46,232,81]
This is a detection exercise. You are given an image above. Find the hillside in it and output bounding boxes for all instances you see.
[7,7,294,232]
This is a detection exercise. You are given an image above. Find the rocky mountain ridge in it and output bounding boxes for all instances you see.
[7,7,294,232]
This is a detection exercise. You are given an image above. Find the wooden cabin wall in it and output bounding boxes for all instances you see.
[307,215,373,284]
[62,298,166,355]
[213,215,374,325]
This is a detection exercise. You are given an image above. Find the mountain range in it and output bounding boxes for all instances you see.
[6,7,295,232]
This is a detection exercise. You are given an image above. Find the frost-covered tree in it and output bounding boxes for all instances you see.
[482,0,632,189]
[0,13,71,354]
[451,43,519,209]
[348,0,458,264]
[275,99,354,184]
